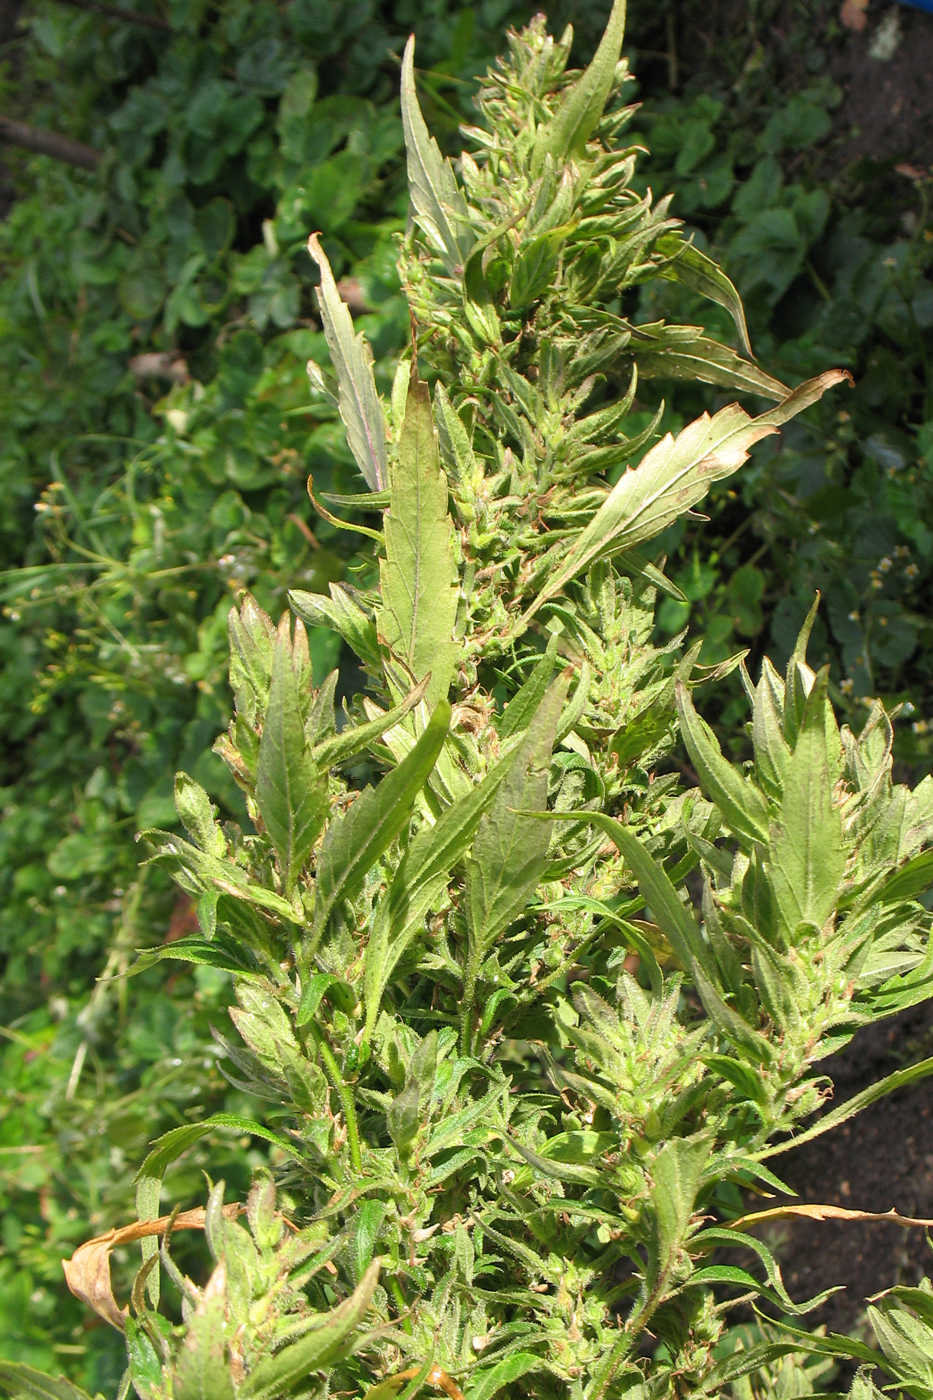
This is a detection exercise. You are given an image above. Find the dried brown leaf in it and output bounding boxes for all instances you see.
[733,1202,933,1231]
[62,1204,241,1330]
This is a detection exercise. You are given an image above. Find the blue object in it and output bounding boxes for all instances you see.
[897,0,933,13]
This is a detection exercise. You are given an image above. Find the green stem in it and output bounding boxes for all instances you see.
[459,943,481,1057]
[312,1026,363,1174]
[389,1276,412,1334]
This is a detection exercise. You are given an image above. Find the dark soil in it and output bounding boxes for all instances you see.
[777,1000,933,1340]
[828,4,933,169]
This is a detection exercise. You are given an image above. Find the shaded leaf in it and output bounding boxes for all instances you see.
[0,1364,97,1400]
[651,1136,710,1280]
[311,700,450,946]
[768,669,846,935]
[240,1259,381,1399]
[256,618,329,893]
[466,675,569,951]
[654,232,756,357]
[676,682,770,847]
[290,582,382,673]
[466,1353,544,1400]
[363,740,520,1039]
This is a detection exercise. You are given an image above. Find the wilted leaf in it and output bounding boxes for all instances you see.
[522,371,850,625]
[732,1202,933,1231]
[308,233,387,491]
[62,1205,240,1331]
[401,38,471,270]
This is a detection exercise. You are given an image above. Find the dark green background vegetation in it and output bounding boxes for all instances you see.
[0,0,930,1387]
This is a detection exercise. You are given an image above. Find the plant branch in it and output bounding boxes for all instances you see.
[0,116,100,170]
[311,1025,363,1175]
[51,0,171,31]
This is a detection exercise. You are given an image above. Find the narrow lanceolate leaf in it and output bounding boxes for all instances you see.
[650,1137,710,1282]
[401,36,471,270]
[521,371,848,625]
[363,740,523,1039]
[256,619,328,895]
[310,675,429,770]
[554,808,713,979]
[308,233,387,491]
[0,1363,96,1400]
[240,1260,381,1400]
[290,581,382,673]
[752,657,791,798]
[311,700,450,947]
[675,682,770,848]
[466,675,569,951]
[530,0,628,174]
[768,669,845,936]
[654,233,756,357]
[377,375,459,712]
[634,332,788,401]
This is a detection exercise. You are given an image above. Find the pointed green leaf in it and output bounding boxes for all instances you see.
[521,372,848,625]
[757,1056,933,1161]
[125,933,262,981]
[651,1136,710,1278]
[530,0,628,174]
[500,642,560,740]
[363,740,521,1039]
[0,1363,96,1400]
[509,225,571,310]
[256,619,329,894]
[467,1353,545,1400]
[228,595,275,725]
[752,657,790,798]
[769,669,846,936]
[654,233,756,358]
[401,37,471,270]
[581,810,711,976]
[376,376,459,712]
[173,1279,235,1400]
[434,381,477,482]
[136,1114,307,1192]
[466,675,569,950]
[290,582,382,673]
[311,700,450,946]
[143,830,301,922]
[634,331,788,400]
[241,1259,381,1399]
[310,676,429,770]
[174,773,226,858]
[676,682,770,847]
[308,233,387,491]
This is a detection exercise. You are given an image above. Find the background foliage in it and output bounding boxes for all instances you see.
[0,0,930,1389]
